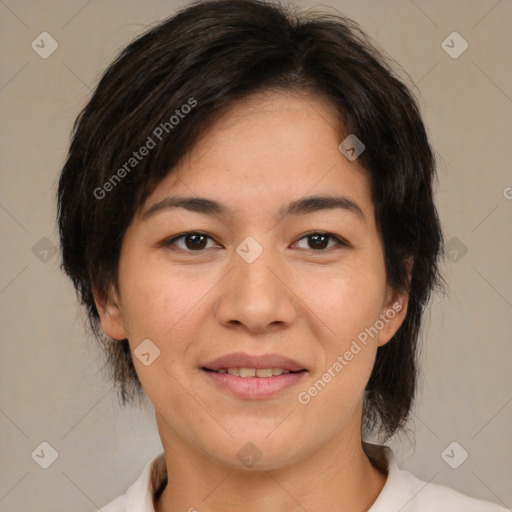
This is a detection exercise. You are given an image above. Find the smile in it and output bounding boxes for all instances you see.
[207,367,296,377]
[201,367,307,400]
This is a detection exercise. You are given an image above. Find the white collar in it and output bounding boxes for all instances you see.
[122,444,394,511]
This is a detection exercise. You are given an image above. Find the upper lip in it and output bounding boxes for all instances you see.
[202,352,307,372]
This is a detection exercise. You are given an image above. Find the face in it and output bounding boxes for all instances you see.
[96,90,408,471]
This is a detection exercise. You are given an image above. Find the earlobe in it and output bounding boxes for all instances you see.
[92,285,129,341]
[377,256,413,346]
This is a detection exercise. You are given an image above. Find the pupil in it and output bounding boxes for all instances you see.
[310,234,328,249]
[186,234,207,250]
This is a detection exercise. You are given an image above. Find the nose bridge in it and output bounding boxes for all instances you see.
[239,247,275,290]
[235,238,281,303]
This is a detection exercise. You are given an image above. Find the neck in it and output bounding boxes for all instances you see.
[154,417,387,512]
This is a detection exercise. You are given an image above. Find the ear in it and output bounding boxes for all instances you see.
[376,257,413,348]
[92,284,129,341]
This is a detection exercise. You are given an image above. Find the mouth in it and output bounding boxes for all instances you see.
[202,367,305,377]
[201,352,308,399]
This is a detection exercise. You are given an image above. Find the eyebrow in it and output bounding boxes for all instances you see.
[141,194,366,223]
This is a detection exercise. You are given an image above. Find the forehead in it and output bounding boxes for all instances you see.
[138,90,374,223]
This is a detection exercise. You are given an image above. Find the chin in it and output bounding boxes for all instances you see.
[204,429,308,471]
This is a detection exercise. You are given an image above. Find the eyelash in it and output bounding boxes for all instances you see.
[161,230,350,253]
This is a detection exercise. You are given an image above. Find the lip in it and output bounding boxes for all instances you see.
[202,369,307,400]
[202,352,307,372]
[201,352,308,400]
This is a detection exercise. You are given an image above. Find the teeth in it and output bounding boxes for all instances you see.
[256,368,273,378]
[218,368,290,377]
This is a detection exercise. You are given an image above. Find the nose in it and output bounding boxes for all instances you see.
[214,246,298,334]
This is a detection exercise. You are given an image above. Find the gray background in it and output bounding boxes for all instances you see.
[1,0,511,510]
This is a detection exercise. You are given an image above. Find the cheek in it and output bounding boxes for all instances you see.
[300,260,386,348]
[300,276,381,420]
[118,255,208,342]
[295,259,385,411]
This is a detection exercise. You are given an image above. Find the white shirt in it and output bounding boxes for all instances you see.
[99,445,508,511]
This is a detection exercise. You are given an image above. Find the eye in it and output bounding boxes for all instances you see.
[163,231,219,251]
[293,231,349,251]
[161,230,349,253]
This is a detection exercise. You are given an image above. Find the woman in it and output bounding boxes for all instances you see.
[57,0,507,510]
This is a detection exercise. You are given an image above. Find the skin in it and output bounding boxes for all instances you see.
[95,89,410,511]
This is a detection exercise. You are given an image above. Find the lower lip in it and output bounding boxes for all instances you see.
[201,369,307,400]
